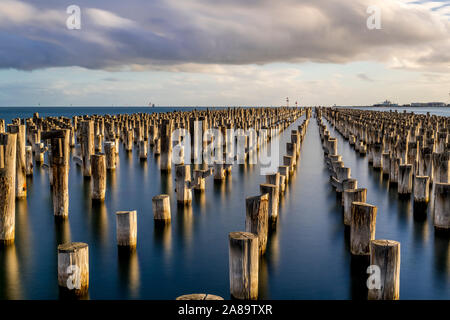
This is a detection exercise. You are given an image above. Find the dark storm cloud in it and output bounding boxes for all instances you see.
[0,0,448,71]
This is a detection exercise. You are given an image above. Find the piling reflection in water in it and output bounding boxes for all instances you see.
[412,206,429,245]
[118,248,140,299]
[91,201,108,247]
[176,204,193,248]
[54,218,71,245]
[193,189,206,208]
[0,244,22,299]
[258,255,269,299]
[160,171,172,195]
[106,169,118,201]
[397,196,412,227]
[349,255,369,300]
[154,223,173,263]
[267,226,280,271]
[433,231,450,282]
[15,199,31,249]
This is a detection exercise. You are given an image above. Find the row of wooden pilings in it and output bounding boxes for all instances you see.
[0,107,308,297]
[319,107,449,231]
[224,108,312,301]
[315,108,400,300]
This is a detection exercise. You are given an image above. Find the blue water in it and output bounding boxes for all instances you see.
[0,107,448,300]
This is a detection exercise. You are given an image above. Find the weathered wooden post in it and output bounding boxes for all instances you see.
[368,240,400,300]
[94,134,103,153]
[7,125,26,198]
[213,162,226,181]
[279,175,286,193]
[278,166,289,184]
[245,194,269,255]
[342,179,358,192]
[80,121,94,177]
[139,140,148,160]
[413,176,430,204]
[91,153,106,201]
[34,142,45,163]
[160,119,173,171]
[25,145,33,176]
[154,138,161,155]
[260,184,279,225]
[283,156,294,174]
[124,130,133,152]
[104,141,116,170]
[192,169,206,191]
[152,194,171,222]
[43,130,70,218]
[433,183,450,230]
[398,164,413,195]
[0,133,17,244]
[228,231,259,300]
[265,172,280,188]
[350,202,377,255]
[343,188,367,226]
[389,157,400,184]
[175,164,192,205]
[57,242,89,297]
[116,210,137,249]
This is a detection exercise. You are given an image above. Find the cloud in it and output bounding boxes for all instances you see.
[357,73,374,82]
[0,0,448,72]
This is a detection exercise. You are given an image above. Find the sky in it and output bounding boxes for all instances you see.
[0,0,449,106]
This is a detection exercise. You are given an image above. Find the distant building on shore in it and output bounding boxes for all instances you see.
[411,102,447,107]
[373,100,398,107]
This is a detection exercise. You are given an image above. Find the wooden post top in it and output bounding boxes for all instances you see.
[246,193,269,203]
[176,294,224,300]
[370,239,400,247]
[352,202,376,209]
[58,242,88,253]
[116,210,137,215]
[229,231,257,240]
[153,194,170,200]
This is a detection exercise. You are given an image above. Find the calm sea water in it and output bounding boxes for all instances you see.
[0,106,448,300]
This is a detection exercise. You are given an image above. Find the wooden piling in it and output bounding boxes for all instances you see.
[57,242,89,297]
[228,231,259,300]
[245,194,269,255]
[25,145,33,176]
[175,165,192,205]
[368,240,400,300]
[80,121,94,177]
[139,140,148,160]
[91,153,106,201]
[116,210,137,249]
[43,130,70,218]
[433,183,450,230]
[152,194,171,222]
[0,133,17,244]
[413,176,430,203]
[398,164,413,195]
[350,202,377,255]
[7,125,26,198]
[259,184,279,225]
[343,188,367,226]
[104,141,116,170]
